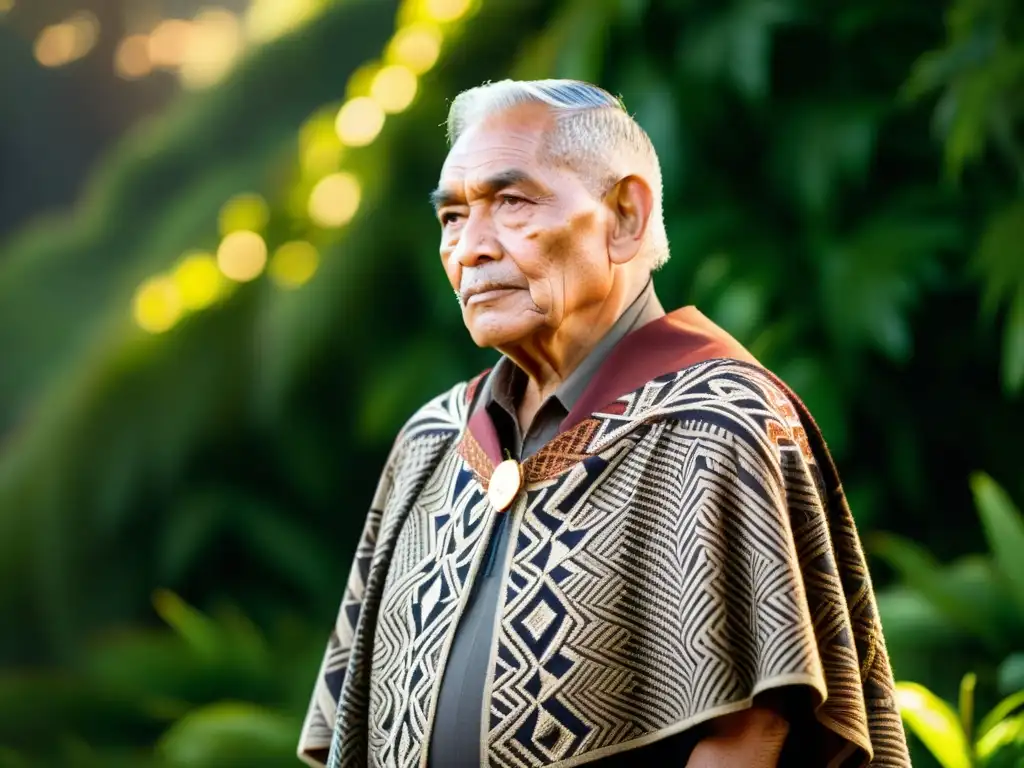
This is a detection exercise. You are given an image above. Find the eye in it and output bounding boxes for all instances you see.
[440,210,463,225]
[499,194,527,208]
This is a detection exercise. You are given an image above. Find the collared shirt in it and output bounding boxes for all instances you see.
[485,278,662,461]
[428,281,672,768]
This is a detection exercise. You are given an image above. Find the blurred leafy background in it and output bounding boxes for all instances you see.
[0,0,1022,765]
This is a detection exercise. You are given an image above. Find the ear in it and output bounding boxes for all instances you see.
[604,175,654,265]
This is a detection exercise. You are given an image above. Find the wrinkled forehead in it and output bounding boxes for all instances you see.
[438,104,555,183]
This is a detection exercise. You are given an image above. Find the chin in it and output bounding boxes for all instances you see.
[463,309,540,350]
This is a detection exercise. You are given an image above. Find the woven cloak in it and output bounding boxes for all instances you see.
[298,307,911,768]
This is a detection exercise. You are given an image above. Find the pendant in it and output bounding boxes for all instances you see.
[488,459,522,512]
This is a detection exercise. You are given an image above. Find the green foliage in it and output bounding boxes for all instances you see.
[897,673,1024,768]
[0,0,1021,763]
[0,590,320,766]
[876,470,1024,767]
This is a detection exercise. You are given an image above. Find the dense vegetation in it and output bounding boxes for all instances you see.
[0,0,1021,764]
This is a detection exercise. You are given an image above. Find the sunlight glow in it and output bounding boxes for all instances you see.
[244,0,320,44]
[178,8,243,89]
[218,193,270,236]
[133,276,183,334]
[335,97,385,146]
[269,241,320,288]
[385,24,442,74]
[115,34,152,79]
[217,230,267,282]
[426,0,472,22]
[371,65,418,113]
[308,172,362,228]
[34,12,99,68]
[148,18,193,69]
[173,252,227,310]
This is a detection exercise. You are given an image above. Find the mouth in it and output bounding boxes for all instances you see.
[461,285,520,306]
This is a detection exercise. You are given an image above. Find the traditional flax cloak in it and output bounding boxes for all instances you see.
[298,306,912,768]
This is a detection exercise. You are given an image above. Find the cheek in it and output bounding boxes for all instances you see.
[439,243,459,287]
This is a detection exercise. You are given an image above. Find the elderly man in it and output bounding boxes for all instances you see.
[298,79,910,768]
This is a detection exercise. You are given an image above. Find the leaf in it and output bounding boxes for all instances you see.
[975,713,1024,764]
[152,590,223,662]
[971,472,1024,616]
[895,682,973,768]
[871,535,1008,651]
[1002,288,1024,395]
[817,213,961,362]
[156,701,299,768]
[770,104,881,217]
[978,690,1024,743]
[973,200,1024,317]
[678,0,798,102]
[959,672,976,744]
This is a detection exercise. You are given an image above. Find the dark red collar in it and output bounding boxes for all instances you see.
[466,306,760,466]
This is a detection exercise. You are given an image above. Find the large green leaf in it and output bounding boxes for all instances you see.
[971,472,1024,616]
[871,535,1011,651]
[895,682,973,768]
[978,690,1024,743]
[975,713,1024,766]
[155,701,299,768]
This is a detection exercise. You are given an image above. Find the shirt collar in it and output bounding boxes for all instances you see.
[464,300,761,468]
[483,279,661,418]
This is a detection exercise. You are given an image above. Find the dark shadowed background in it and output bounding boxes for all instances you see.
[0,0,1022,765]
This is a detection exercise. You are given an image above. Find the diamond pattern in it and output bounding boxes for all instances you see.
[299,361,910,768]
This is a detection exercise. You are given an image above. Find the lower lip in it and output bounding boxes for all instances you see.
[466,288,517,305]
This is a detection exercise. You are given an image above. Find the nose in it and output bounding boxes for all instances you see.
[452,208,502,268]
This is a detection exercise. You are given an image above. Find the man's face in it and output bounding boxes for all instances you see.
[432,104,614,350]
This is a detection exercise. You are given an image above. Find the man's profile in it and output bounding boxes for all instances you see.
[298,79,911,767]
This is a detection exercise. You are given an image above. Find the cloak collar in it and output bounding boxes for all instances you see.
[466,306,760,467]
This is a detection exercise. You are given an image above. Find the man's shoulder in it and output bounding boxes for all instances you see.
[651,357,810,449]
[392,368,489,446]
[654,357,791,409]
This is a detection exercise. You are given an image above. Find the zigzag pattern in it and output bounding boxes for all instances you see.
[301,384,466,768]
[302,360,910,768]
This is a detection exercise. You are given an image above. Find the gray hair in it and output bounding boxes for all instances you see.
[446,79,670,270]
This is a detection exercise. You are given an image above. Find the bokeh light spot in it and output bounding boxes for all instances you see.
[133,276,183,333]
[386,24,442,75]
[270,241,320,289]
[308,172,362,228]
[179,8,242,89]
[148,18,193,69]
[371,65,418,113]
[218,193,270,236]
[244,0,320,44]
[217,230,267,282]
[173,252,226,310]
[299,110,345,177]
[335,97,385,147]
[34,12,99,68]
[426,0,472,22]
[115,34,152,79]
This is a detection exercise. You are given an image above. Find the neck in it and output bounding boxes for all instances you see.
[499,276,664,410]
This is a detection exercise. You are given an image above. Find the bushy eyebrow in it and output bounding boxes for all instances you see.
[429,169,538,213]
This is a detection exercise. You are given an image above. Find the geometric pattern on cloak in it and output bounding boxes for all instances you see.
[299,308,911,768]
